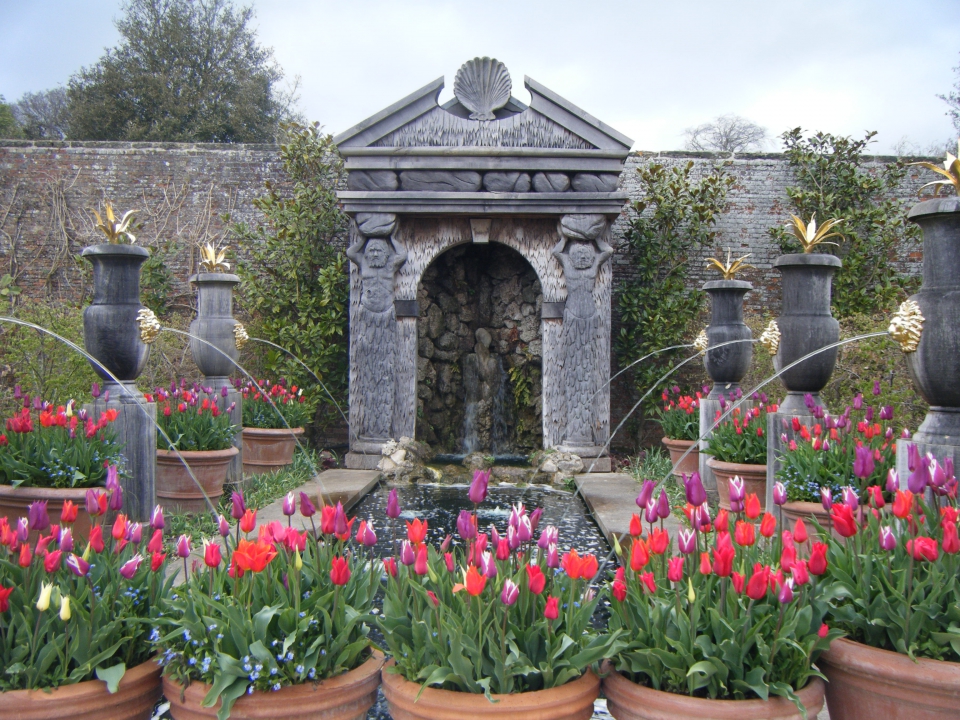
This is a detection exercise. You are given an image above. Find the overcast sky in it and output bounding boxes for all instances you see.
[1,0,958,153]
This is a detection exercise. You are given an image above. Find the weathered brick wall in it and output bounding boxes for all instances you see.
[0,141,932,451]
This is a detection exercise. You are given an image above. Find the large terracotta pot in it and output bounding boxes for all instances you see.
[0,656,161,720]
[661,437,699,479]
[819,637,960,719]
[163,650,384,720]
[602,668,824,720]
[708,457,767,511]
[242,427,304,476]
[381,660,599,720]
[155,446,238,513]
[0,483,92,541]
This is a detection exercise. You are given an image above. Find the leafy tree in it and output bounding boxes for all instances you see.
[68,0,296,142]
[683,115,768,153]
[233,123,348,424]
[939,51,960,134]
[11,88,70,140]
[772,128,919,316]
[0,97,22,139]
[616,160,734,433]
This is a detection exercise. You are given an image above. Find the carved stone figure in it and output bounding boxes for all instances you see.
[347,213,407,442]
[553,214,612,447]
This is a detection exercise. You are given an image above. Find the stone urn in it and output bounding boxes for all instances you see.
[773,253,842,413]
[703,279,753,393]
[901,198,960,451]
[188,273,241,377]
[80,244,151,381]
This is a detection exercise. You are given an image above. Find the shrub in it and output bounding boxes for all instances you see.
[705,398,778,465]
[656,387,701,441]
[240,378,312,429]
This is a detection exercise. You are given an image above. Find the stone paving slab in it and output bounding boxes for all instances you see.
[575,473,682,545]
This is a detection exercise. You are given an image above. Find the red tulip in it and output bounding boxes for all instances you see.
[151,551,166,572]
[759,513,776,538]
[713,532,735,577]
[793,518,808,544]
[831,504,857,537]
[383,557,397,577]
[544,595,560,619]
[89,525,105,553]
[781,537,797,573]
[808,542,828,575]
[0,585,13,612]
[629,513,643,537]
[427,590,440,607]
[699,552,712,575]
[233,538,277,574]
[734,520,756,547]
[612,579,627,602]
[330,555,351,585]
[444,552,455,573]
[465,565,486,596]
[818,623,829,639]
[111,514,128,541]
[714,509,729,533]
[203,540,222,568]
[649,528,669,555]
[731,572,745,594]
[18,543,31,567]
[640,571,656,594]
[744,493,761,519]
[630,538,649,571]
[145,528,163,554]
[944,522,960,555]
[496,538,510,561]
[668,556,684,583]
[580,553,599,579]
[907,536,939,562]
[893,490,913,519]
[414,544,428,575]
[526,564,546,594]
[746,564,769,600]
[321,505,336,534]
[43,549,62,573]
[791,560,810,586]
[562,549,584,579]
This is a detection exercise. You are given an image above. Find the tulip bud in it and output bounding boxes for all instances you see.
[386,488,401,519]
[501,579,519,605]
[176,534,192,558]
[886,469,900,494]
[636,479,655,509]
[294,549,303,571]
[687,578,695,603]
[772,482,787,506]
[778,578,795,604]
[217,514,230,537]
[60,595,71,621]
[879,526,896,551]
[60,528,74,554]
[282,492,296,517]
[150,505,165,530]
[299,492,316,518]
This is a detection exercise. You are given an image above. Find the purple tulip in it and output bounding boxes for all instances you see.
[508,503,526,531]
[804,393,816,411]
[108,484,124,512]
[176,534,192,558]
[507,525,520,550]
[103,390,109,403]
[836,416,847,430]
[457,509,477,540]
[853,445,875,480]
[231,491,246,520]
[221,386,229,398]
[333,502,348,537]
[678,529,696,554]
[490,525,500,547]
[359,519,378,547]
[842,486,859,511]
[657,489,670,520]
[386,488,401,519]
[150,505,165,530]
[698,503,712,531]
[886,469,900,493]
[91,382,100,399]
[517,515,532,543]
[440,534,452,552]
[865,406,874,422]
[15,517,28,543]
[27,500,50,532]
[218,514,230,537]
[703,385,711,395]
[729,476,745,505]
[501,579,520,605]
[778,578,795,604]
[400,540,415,566]
[105,464,120,493]
[812,405,825,419]
[902,429,912,439]
[298,492,316,518]
[529,507,543,532]
[719,396,727,410]
[282,492,296,517]
[481,551,497,578]
[684,472,707,507]
[546,543,560,568]
[908,454,931,494]
[119,554,144,579]
[645,497,659,525]
[636,480,655,509]
[879,526,896,551]
[773,481,787,506]
[66,553,90,577]
[781,432,789,444]
[60,528,74,553]
[537,525,558,549]
[127,522,142,544]
[820,487,833,512]
[879,405,893,421]
[32,396,41,410]
[469,469,490,505]
[873,381,882,396]
[853,393,863,410]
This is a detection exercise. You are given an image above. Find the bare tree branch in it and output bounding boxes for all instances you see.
[683,114,768,153]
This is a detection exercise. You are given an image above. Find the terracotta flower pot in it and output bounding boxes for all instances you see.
[661,437,699,479]
[381,659,599,720]
[602,668,824,720]
[242,427,304,477]
[780,500,835,542]
[819,637,960,719]
[155,446,238,514]
[0,483,92,541]
[163,650,384,720]
[0,656,161,720]
[707,457,767,512]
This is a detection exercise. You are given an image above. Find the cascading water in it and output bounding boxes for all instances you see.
[491,357,511,455]
[461,330,511,454]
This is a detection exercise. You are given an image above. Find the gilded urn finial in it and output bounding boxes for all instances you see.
[705,249,754,280]
[90,201,137,244]
[909,139,960,196]
[889,299,924,353]
[199,242,231,273]
[785,214,844,253]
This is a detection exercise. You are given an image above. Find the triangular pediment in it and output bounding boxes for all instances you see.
[334,75,632,152]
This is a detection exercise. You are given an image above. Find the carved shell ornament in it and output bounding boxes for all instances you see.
[234,322,250,350]
[760,320,781,357]
[454,57,512,121]
[137,308,162,345]
[693,329,709,355]
[889,299,924,353]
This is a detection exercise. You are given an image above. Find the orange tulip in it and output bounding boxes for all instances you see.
[233,538,277,573]
[465,565,486,596]
[406,518,428,545]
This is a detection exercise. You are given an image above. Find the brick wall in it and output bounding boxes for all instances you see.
[0,141,932,450]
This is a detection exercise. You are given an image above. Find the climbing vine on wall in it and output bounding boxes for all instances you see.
[615,159,734,431]
[772,128,920,316]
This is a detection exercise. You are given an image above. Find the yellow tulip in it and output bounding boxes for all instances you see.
[60,595,71,621]
[37,582,53,611]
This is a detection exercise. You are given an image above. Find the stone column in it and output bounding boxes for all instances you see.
[698,279,753,499]
[345,213,407,469]
[189,273,243,487]
[553,213,612,471]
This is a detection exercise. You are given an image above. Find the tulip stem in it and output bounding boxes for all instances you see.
[904,553,915,651]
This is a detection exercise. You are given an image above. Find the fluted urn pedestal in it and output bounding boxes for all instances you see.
[766,253,841,513]
[699,279,753,500]
[896,198,960,480]
[189,273,243,487]
[81,244,155,521]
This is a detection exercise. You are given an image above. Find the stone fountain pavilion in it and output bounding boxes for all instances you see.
[334,58,632,471]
